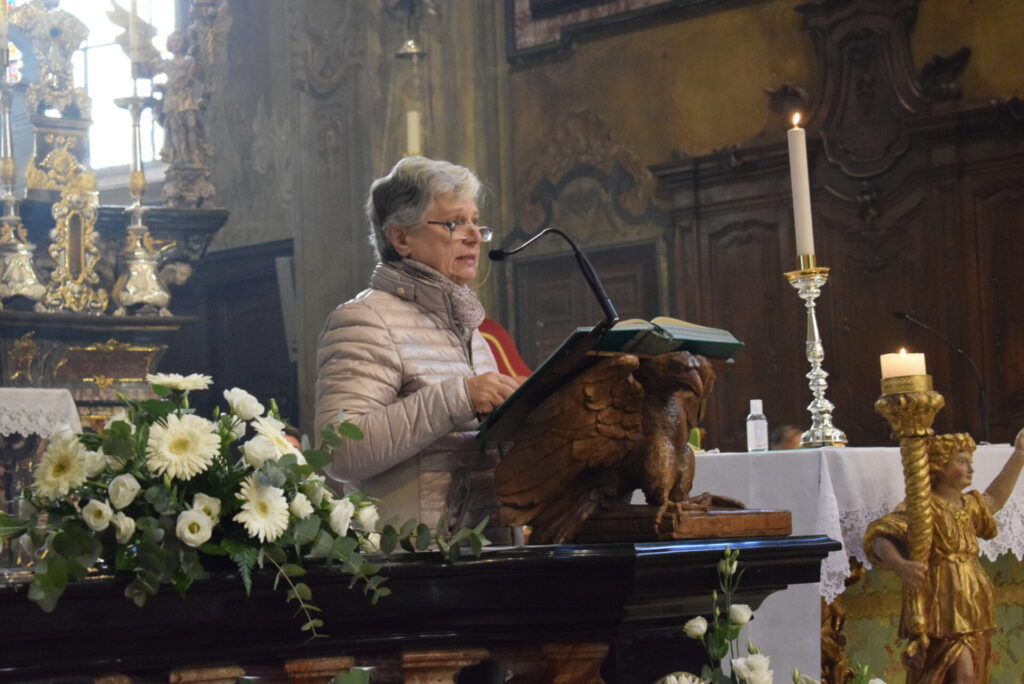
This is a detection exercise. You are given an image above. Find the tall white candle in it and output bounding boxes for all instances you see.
[787,113,815,257]
[128,0,139,61]
[880,348,927,379]
[406,109,422,157]
[0,2,9,59]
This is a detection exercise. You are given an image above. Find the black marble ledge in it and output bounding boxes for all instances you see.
[0,535,839,680]
[18,199,230,268]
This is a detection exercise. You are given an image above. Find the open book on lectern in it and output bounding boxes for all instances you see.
[478,316,743,442]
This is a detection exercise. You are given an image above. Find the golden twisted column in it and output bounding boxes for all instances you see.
[874,375,945,664]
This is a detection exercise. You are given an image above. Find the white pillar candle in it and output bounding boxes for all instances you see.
[787,113,815,257]
[406,110,422,157]
[0,2,8,57]
[129,0,139,61]
[880,349,927,379]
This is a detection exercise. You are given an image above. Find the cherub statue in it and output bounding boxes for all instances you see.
[865,429,1024,683]
[495,351,738,544]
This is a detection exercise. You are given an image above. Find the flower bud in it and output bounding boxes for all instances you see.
[682,616,707,639]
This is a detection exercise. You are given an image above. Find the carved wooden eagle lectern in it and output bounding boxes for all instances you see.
[495,351,732,544]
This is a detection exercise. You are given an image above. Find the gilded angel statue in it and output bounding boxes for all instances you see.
[494,351,737,544]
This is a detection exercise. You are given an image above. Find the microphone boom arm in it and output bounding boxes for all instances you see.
[491,228,619,331]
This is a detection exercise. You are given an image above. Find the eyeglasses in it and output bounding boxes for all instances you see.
[426,220,494,243]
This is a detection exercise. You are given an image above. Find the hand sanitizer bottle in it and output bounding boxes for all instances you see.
[746,399,768,452]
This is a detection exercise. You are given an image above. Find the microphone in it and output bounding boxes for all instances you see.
[894,310,990,442]
[490,228,619,331]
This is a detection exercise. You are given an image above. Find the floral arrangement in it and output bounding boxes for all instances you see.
[657,547,884,684]
[0,373,489,635]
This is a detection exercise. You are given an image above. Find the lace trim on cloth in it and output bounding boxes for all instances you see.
[818,448,1024,604]
[0,389,82,437]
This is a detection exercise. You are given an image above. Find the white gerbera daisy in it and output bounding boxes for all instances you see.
[146,372,213,391]
[252,416,306,464]
[146,413,220,481]
[233,476,290,543]
[33,430,89,500]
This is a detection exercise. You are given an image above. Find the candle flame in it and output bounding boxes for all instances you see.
[898,348,907,355]
[792,112,802,127]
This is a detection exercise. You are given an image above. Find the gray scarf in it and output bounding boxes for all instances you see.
[394,259,485,337]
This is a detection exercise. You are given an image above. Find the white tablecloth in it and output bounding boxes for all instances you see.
[687,443,1023,675]
[0,388,82,436]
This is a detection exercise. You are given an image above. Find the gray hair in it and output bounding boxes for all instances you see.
[366,156,482,262]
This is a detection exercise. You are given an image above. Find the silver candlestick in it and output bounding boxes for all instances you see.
[0,59,46,310]
[111,88,171,317]
[785,254,847,447]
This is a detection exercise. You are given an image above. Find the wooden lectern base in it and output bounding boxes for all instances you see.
[574,506,792,543]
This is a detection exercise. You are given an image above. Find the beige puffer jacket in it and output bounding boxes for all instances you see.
[314,263,499,527]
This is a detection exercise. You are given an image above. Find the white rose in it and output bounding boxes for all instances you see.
[176,509,213,548]
[867,680,886,684]
[243,435,279,468]
[229,419,246,442]
[729,603,754,625]
[683,615,707,639]
[111,512,136,543]
[354,504,379,531]
[360,532,381,553]
[18,533,35,559]
[83,449,107,477]
[290,492,314,519]
[732,654,772,684]
[657,674,705,684]
[329,498,355,536]
[107,474,142,510]
[82,499,113,532]
[301,476,327,505]
[223,388,265,420]
[192,493,222,521]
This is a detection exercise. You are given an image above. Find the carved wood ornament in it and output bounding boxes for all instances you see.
[495,351,733,544]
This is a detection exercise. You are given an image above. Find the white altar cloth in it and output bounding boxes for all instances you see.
[0,388,82,436]
[688,443,1022,676]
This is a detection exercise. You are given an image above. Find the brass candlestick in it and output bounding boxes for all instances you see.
[0,60,46,310]
[111,88,170,317]
[874,374,945,664]
[784,254,847,447]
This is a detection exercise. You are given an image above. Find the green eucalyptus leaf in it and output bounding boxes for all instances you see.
[287,582,312,602]
[150,384,172,397]
[303,449,332,469]
[293,516,321,546]
[309,530,334,559]
[300,618,324,632]
[414,523,432,552]
[380,526,398,554]
[320,428,342,449]
[338,423,364,441]
[280,563,306,577]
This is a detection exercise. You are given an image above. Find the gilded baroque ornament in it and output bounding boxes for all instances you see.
[40,170,109,314]
[11,0,91,117]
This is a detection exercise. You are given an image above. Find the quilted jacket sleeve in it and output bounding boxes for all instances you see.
[314,299,478,485]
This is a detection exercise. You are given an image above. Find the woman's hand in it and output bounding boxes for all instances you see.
[467,372,521,414]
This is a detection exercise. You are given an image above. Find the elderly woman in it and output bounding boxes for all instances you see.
[314,157,520,536]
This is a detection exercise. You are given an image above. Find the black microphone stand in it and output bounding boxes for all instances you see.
[896,311,990,443]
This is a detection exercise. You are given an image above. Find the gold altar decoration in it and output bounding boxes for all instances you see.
[12,1,92,201]
[873,375,944,667]
[0,73,44,309]
[39,169,108,314]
